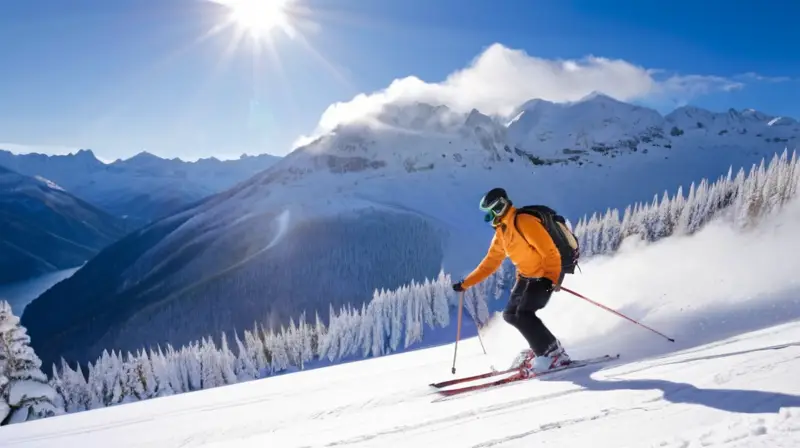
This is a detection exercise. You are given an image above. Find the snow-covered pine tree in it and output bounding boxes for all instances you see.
[431,271,451,327]
[297,312,315,368]
[774,150,792,208]
[675,182,697,235]
[51,359,94,413]
[0,301,63,425]
[282,318,302,368]
[669,186,685,229]
[135,349,157,399]
[420,279,435,328]
[68,362,95,411]
[369,293,386,358]
[183,342,202,391]
[312,311,327,359]
[199,337,223,389]
[264,327,290,372]
[318,304,339,362]
[232,331,258,381]
[48,364,66,413]
[357,302,373,357]
[148,346,176,397]
[0,373,8,425]
[337,304,359,360]
[653,191,672,239]
[243,326,268,374]
[764,152,784,213]
[388,290,403,352]
[217,332,237,385]
[619,204,633,240]
[120,352,145,403]
[404,287,422,349]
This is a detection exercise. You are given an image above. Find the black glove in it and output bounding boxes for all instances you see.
[452,282,464,292]
[539,277,555,292]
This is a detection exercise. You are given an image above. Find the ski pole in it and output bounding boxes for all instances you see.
[475,324,488,355]
[473,323,497,372]
[560,286,675,342]
[451,290,464,374]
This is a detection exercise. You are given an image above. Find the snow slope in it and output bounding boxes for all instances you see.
[0,149,281,225]
[20,95,800,369]
[4,323,799,447]
[3,192,800,446]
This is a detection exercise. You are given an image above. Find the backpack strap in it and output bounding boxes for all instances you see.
[512,211,537,251]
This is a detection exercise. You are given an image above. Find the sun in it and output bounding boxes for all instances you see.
[215,0,294,37]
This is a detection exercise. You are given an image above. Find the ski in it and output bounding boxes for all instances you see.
[429,366,518,389]
[433,354,620,397]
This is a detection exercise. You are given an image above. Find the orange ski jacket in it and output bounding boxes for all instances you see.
[461,205,562,288]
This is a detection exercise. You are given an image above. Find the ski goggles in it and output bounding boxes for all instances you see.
[479,196,508,222]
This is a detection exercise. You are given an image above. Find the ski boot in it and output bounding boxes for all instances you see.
[520,340,571,378]
[508,348,535,370]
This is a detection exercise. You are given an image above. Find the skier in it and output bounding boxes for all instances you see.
[452,187,571,375]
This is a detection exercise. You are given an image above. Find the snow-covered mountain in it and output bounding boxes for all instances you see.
[20,94,800,368]
[506,92,799,162]
[0,165,131,285]
[0,149,282,225]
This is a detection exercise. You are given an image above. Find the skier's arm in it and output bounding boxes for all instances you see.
[518,214,562,285]
[461,232,505,288]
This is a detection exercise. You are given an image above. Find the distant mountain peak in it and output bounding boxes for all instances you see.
[574,90,619,104]
[74,148,97,158]
[129,150,161,160]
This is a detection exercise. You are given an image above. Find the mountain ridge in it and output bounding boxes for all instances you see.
[0,148,282,225]
[20,94,800,369]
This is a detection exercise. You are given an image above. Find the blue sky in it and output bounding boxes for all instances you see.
[1,0,798,161]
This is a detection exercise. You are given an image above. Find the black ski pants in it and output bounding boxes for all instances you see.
[502,274,564,356]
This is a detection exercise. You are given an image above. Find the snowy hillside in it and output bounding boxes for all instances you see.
[4,324,800,446]
[3,185,800,445]
[0,149,281,225]
[0,165,130,285]
[19,95,800,370]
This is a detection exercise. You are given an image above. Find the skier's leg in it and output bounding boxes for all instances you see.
[516,276,570,372]
[512,311,556,355]
[502,277,535,368]
[501,276,527,327]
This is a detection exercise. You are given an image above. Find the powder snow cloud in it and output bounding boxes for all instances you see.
[294,43,750,147]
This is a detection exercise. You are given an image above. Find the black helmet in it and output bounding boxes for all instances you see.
[479,187,511,223]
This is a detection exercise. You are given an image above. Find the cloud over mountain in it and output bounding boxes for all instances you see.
[296,43,746,146]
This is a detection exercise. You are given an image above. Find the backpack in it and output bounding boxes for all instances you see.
[513,205,581,274]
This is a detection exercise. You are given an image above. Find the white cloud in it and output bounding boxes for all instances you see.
[294,43,745,147]
[735,72,793,83]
